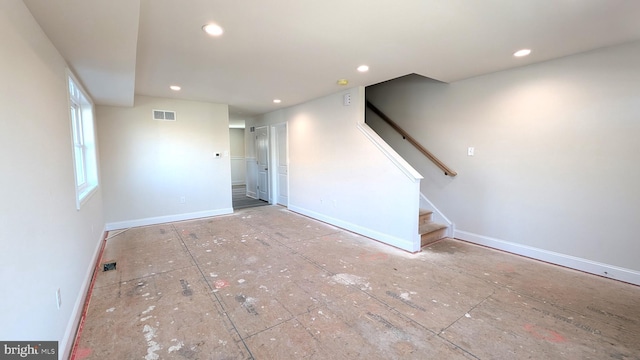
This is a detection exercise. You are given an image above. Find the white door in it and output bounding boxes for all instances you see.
[256,126,269,201]
[275,123,288,206]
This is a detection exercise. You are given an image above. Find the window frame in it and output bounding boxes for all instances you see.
[67,70,99,209]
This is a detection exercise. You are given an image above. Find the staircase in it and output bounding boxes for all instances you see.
[419,209,447,247]
[364,100,452,249]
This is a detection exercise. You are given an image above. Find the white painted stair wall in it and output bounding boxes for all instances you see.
[250,86,425,252]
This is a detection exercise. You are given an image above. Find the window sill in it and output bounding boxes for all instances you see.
[77,184,99,210]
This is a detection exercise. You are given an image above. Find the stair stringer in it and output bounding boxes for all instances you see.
[419,192,454,238]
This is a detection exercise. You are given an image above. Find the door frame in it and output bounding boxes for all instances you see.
[270,122,289,206]
[255,125,270,202]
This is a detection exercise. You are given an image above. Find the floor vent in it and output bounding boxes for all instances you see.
[102,262,117,272]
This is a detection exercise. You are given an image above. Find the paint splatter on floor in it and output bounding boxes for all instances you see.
[330,273,371,290]
[142,324,160,360]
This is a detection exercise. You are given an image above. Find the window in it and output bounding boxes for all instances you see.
[68,72,98,209]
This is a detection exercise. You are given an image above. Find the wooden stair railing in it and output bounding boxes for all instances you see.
[366,100,457,177]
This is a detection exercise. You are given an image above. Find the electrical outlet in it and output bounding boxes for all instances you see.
[180,196,186,204]
[467,147,475,156]
[56,288,62,309]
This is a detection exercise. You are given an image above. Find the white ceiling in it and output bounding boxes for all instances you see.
[24,0,640,117]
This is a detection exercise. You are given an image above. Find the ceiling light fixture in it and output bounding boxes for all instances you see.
[337,79,349,86]
[513,49,531,57]
[273,99,281,104]
[357,65,369,72]
[169,85,181,91]
[202,23,224,36]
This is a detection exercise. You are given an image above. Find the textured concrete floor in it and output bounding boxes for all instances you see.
[74,205,640,359]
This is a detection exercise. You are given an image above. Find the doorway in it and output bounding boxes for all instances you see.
[230,126,268,210]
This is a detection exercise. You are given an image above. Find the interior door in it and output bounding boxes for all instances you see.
[256,126,269,201]
[275,123,288,206]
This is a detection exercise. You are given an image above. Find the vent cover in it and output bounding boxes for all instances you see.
[102,261,116,271]
[153,109,176,121]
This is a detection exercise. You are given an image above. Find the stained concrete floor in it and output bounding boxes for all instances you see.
[74,205,640,359]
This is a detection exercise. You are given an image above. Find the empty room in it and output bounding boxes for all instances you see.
[2,1,639,359]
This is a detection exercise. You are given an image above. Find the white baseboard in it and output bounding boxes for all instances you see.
[246,191,257,199]
[60,226,106,360]
[105,208,234,231]
[455,230,640,286]
[289,205,420,253]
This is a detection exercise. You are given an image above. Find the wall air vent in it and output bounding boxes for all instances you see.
[153,109,176,121]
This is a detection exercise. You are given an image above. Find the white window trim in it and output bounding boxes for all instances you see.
[67,69,99,209]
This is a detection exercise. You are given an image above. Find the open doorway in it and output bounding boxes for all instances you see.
[229,123,268,210]
[242,122,288,208]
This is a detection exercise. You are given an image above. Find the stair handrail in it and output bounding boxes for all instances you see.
[366,100,457,177]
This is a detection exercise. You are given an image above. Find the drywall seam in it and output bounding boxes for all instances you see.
[289,205,420,253]
[60,226,106,360]
[356,122,423,182]
[455,230,640,286]
[105,208,233,231]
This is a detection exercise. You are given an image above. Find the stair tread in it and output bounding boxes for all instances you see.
[419,222,447,235]
[419,209,433,216]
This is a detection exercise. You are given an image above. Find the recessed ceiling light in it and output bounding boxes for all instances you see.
[357,65,369,72]
[513,49,531,57]
[337,79,349,86]
[169,85,181,91]
[202,23,224,36]
[273,99,281,104]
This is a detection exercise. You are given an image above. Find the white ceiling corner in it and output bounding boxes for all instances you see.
[23,0,140,107]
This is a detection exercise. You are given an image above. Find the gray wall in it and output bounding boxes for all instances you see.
[229,128,245,157]
[366,41,640,280]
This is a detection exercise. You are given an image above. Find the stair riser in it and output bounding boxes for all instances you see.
[419,213,432,224]
[420,228,447,247]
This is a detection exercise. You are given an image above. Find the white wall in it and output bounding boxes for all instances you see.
[0,1,105,358]
[229,128,246,185]
[366,41,640,283]
[97,96,233,229]
[249,87,423,251]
